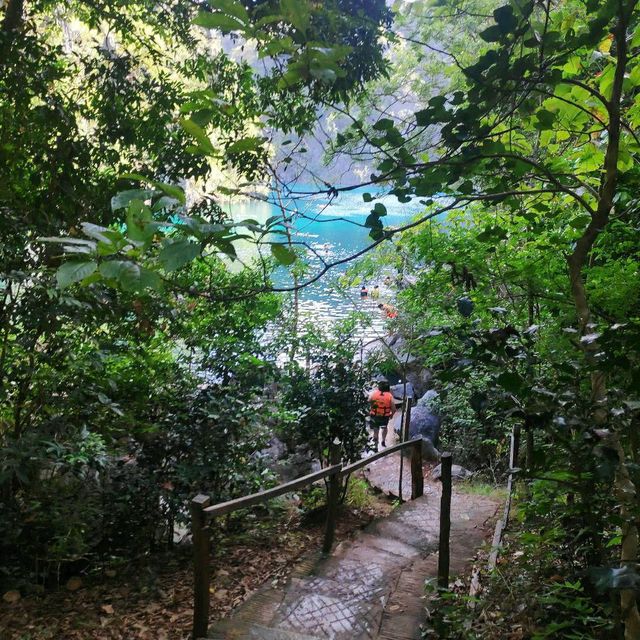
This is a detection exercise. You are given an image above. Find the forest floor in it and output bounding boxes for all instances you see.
[0,477,393,640]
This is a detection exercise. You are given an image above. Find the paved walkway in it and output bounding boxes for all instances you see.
[208,469,498,640]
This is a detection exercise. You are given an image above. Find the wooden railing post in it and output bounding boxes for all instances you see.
[411,438,423,499]
[510,424,521,470]
[323,438,342,554]
[398,398,412,502]
[191,494,211,639]
[438,452,452,589]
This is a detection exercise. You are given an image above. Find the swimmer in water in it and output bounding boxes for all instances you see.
[360,285,368,298]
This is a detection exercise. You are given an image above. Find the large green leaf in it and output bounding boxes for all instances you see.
[159,239,201,272]
[193,11,245,32]
[496,371,524,393]
[56,261,97,288]
[226,137,264,154]
[373,202,387,216]
[280,0,310,34]
[121,173,186,205]
[99,260,141,291]
[271,243,297,265]
[209,0,248,23]
[111,189,154,211]
[99,261,162,292]
[180,118,217,156]
[126,200,154,242]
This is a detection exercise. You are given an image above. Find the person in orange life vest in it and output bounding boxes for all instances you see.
[368,379,396,450]
[378,303,398,319]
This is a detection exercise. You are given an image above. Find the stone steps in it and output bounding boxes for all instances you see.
[211,623,323,639]
[208,489,499,639]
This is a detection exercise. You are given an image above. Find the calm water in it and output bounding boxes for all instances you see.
[224,186,427,336]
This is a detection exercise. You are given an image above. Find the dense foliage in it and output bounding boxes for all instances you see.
[0,0,389,589]
[3,0,640,637]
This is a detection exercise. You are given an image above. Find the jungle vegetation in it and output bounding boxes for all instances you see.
[1,0,640,638]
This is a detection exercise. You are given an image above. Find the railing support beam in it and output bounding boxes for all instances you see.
[438,452,452,589]
[323,438,342,554]
[411,438,423,499]
[192,493,211,639]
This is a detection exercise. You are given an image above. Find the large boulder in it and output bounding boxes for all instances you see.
[417,389,439,409]
[432,463,473,481]
[391,405,441,461]
[406,367,433,398]
[254,439,320,482]
[258,436,287,462]
[390,382,415,403]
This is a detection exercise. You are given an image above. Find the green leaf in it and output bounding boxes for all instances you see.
[111,189,154,211]
[280,0,310,34]
[209,0,248,23]
[362,192,374,202]
[479,25,503,42]
[365,213,383,229]
[373,203,387,216]
[372,118,395,131]
[126,200,153,242]
[193,11,245,32]
[56,261,97,288]
[309,66,337,83]
[496,371,524,393]
[271,243,297,265]
[159,239,201,272]
[121,173,186,205]
[180,118,216,156]
[99,260,141,291]
[535,109,556,128]
[493,5,518,33]
[226,137,264,154]
[277,63,307,90]
[415,109,432,127]
[139,267,162,291]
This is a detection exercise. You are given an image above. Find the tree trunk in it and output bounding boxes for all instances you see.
[565,4,640,637]
[2,0,24,36]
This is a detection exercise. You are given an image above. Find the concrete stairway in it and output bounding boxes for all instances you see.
[208,486,498,640]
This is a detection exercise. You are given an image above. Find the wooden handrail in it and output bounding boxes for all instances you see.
[339,437,421,477]
[191,435,426,638]
[203,463,343,518]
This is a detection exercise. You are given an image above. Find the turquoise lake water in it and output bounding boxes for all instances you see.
[224,186,427,335]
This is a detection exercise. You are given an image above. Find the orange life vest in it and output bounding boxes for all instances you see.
[370,390,394,417]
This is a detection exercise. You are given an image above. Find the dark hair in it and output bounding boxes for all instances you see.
[378,380,390,392]
[377,303,383,309]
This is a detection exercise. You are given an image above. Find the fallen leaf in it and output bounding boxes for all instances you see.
[101,604,114,614]
[3,590,21,604]
[66,577,83,592]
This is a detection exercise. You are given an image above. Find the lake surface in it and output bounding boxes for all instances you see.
[224,185,427,337]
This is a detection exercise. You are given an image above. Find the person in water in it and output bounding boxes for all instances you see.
[371,285,380,299]
[378,303,398,319]
[360,285,368,298]
[369,379,396,450]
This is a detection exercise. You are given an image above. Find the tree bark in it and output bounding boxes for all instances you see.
[2,0,24,34]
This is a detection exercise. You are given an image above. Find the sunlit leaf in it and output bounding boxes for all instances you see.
[56,261,97,288]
